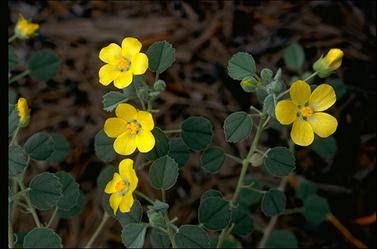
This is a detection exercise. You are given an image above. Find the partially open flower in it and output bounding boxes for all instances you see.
[17,97,30,127]
[14,15,39,39]
[313,48,344,78]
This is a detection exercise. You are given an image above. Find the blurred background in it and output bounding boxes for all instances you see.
[8,0,376,248]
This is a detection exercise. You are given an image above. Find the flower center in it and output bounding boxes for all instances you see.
[127,121,140,135]
[118,57,129,70]
[300,106,313,118]
[115,180,126,192]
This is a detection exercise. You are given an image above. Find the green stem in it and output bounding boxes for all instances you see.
[10,125,21,145]
[9,69,30,84]
[303,71,318,82]
[46,207,58,228]
[283,207,304,215]
[84,212,110,248]
[134,190,154,204]
[8,34,17,43]
[16,178,41,227]
[163,129,182,134]
[136,90,146,110]
[161,189,166,203]
[250,105,263,115]
[224,153,243,164]
[9,187,30,202]
[164,214,177,248]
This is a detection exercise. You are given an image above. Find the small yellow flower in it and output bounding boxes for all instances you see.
[104,103,155,155]
[313,48,344,78]
[275,80,338,146]
[98,37,148,89]
[105,159,138,214]
[17,98,30,127]
[14,15,39,39]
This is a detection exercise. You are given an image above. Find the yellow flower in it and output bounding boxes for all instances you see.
[98,37,148,89]
[17,97,30,127]
[14,15,39,39]
[104,103,155,155]
[275,80,337,146]
[313,48,344,78]
[105,159,138,214]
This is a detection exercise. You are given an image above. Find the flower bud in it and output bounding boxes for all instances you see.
[14,15,39,40]
[266,80,283,94]
[249,153,264,167]
[313,48,344,78]
[153,79,166,92]
[240,76,258,93]
[17,98,30,127]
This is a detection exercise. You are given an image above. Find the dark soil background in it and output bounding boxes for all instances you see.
[8,0,376,248]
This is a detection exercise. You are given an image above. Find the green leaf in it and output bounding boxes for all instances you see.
[303,194,330,224]
[175,225,210,248]
[27,50,60,81]
[201,189,223,203]
[57,191,85,219]
[9,45,18,71]
[121,223,148,248]
[224,111,253,143]
[117,199,143,226]
[149,200,170,211]
[181,117,212,151]
[231,206,254,236]
[239,178,264,206]
[23,228,62,248]
[210,235,242,248]
[94,129,116,163]
[24,132,54,160]
[55,171,80,211]
[149,155,179,190]
[263,94,276,118]
[146,127,170,160]
[261,189,286,217]
[9,145,28,178]
[29,172,63,210]
[264,147,296,177]
[147,208,165,228]
[312,136,337,161]
[198,196,231,230]
[147,41,175,74]
[295,178,317,200]
[261,68,273,84]
[151,229,170,248]
[46,133,70,163]
[256,88,268,105]
[97,165,117,191]
[168,137,190,168]
[9,104,19,137]
[227,52,256,80]
[265,230,298,248]
[201,147,225,173]
[283,43,305,72]
[327,78,347,100]
[102,91,128,112]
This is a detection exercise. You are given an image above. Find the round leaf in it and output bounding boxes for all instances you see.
[146,127,169,160]
[231,206,254,236]
[149,155,179,190]
[265,229,298,248]
[261,189,286,217]
[175,225,210,248]
[201,189,223,203]
[117,199,143,226]
[147,41,175,74]
[121,223,148,248]
[295,178,317,200]
[201,147,225,173]
[97,165,117,191]
[23,228,62,248]
[94,129,116,163]
[102,91,128,112]
[55,171,80,211]
[168,137,190,168]
[312,136,337,161]
[57,191,85,219]
[227,52,256,80]
[239,179,264,206]
[303,194,330,224]
[9,45,18,71]
[264,147,296,177]
[283,43,305,72]
[198,196,231,230]
[151,228,170,248]
[9,144,28,178]
[181,116,212,151]
[29,172,62,210]
[9,104,19,137]
[224,111,253,143]
[24,132,54,160]
[27,50,60,81]
[46,133,70,163]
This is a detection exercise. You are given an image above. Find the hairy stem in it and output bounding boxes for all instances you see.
[134,190,154,204]
[84,212,110,248]
[16,178,41,228]
[8,34,17,43]
[9,70,30,84]
[46,207,58,228]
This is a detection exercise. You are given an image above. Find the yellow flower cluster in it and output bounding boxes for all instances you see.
[15,15,39,39]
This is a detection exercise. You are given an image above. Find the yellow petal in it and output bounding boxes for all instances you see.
[130,53,148,75]
[137,111,154,131]
[114,70,133,89]
[136,130,155,153]
[104,118,127,138]
[99,64,120,86]
[118,159,138,192]
[290,80,311,106]
[99,43,122,65]
[275,100,297,125]
[119,192,134,213]
[121,37,142,59]
[104,173,122,194]
[109,193,122,215]
[291,119,314,146]
[113,132,137,155]
[309,84,336,112]
[307,112,337,138]
[325,48,343,70]
[115,103,137,122]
